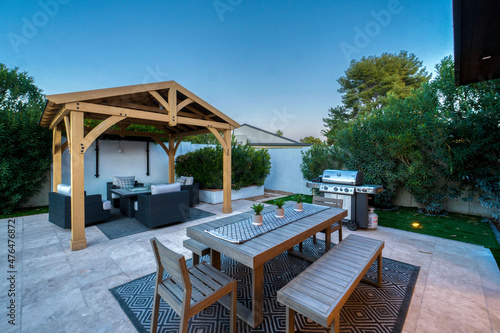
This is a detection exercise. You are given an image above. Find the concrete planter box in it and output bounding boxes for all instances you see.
[199,185,264,204]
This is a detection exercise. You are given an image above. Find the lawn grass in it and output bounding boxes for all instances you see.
[377,206,500,268]
[265,195,500,267]
[0,206,49,219]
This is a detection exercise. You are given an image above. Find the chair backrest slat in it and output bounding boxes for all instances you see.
[151,238,189,288]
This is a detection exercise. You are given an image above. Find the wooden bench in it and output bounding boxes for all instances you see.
[183,238,211,265]
[277,234,384,333]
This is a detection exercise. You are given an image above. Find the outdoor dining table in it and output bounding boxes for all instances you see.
[110,187,151,217]
[186,203,347,328]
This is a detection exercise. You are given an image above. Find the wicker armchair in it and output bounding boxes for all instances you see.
[48,192,111,229]
[135,190,190,228]
[181,183,200,206]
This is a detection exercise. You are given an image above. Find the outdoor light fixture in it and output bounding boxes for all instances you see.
[412,222,420,228]
[118,141,123,153]
[482,55,492,60]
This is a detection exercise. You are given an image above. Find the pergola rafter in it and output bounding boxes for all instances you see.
[40,81,240,251]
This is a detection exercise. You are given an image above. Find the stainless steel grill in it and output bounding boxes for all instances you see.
[306,169,383,230]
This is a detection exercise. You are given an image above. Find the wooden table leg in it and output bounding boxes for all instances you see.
[252,264,264,327]
[286,307,295,333]
[377,253,382,287]
[211,249,221,270]
[324,227,331,251]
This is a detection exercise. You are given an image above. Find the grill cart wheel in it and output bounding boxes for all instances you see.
[347,220,358,231]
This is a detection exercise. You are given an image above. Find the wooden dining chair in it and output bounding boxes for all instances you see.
[150,238,237,333]
[299,197,344,251]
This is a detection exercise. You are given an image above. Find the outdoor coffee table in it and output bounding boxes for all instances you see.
[110,187,151,217]
[186,203,347,328]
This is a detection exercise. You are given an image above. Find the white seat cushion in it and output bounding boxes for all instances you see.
[57,184,71,196]
[151,183,181,195]
[134,201,138,211]
[111,193,119,199]
[102,200,112,211]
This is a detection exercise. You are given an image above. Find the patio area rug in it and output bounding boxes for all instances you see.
[97,207,216,240]
[110,238,419,332]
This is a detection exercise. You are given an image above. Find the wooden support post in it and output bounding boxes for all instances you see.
[52,125,62,191]
[168,136,175,183]
[70,111,87,251]
[222,129,232,213]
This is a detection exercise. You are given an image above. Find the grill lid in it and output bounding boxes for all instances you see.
[321,170,364,185]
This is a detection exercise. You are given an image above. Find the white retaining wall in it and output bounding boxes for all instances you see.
[23,140,214,207]
[263,147,312,195]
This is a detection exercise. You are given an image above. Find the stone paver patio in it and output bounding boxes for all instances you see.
[1,200,499,333]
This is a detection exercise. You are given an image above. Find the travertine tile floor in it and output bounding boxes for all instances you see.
[1,200,499,332]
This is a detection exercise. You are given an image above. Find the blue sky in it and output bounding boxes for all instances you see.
[1,0,453,140]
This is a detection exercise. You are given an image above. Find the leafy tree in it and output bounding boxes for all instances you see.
[339,51,430,116]
[299,136,322,145]
[0,64,52,214]
[327,55,500,216]
[275,129,283,136]
[324,51,430,141]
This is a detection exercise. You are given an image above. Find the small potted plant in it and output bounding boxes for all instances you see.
[294,194,304,212]
[251,203,265,226]
[274,198,286,218]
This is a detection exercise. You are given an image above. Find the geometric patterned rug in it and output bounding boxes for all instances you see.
[110,238,419,332]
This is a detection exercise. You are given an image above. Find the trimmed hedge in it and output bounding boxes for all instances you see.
[175,142,271,190]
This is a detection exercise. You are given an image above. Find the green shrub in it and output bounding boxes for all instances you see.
[300,143,344,181]
[175,141,271,190]
[0,65,52,214]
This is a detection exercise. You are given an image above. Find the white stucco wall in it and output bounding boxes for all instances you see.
[234,125,297,144]
[264,147,312,195]
[39,140,213,203]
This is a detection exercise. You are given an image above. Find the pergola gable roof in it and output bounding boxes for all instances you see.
[44,80,238,251]
[40,81,240,137]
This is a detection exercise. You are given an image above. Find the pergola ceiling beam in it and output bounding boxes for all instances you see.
[208,128,228,152]
[173,128,212,138]
[63,116,71,149]
[49,107,70,130]
[65,102,171,123]
[80,115,125,153]
[177,115,233,129]
[168,87,177,126]
[148,91,170,112]
[177,98,193,112]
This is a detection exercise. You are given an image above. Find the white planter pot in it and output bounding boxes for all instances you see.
[253,214,263,226]
[199,185,265,204]
[275,208,284,218]
[294,203,303,211]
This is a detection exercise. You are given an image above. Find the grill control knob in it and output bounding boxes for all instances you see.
[362,188,367,192]
[323,186,328,190]
[334,187,338,191]
[344,188,349,193]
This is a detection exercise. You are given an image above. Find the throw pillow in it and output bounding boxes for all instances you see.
[184,176,194,186]
[57,184,71,196]
[177,177,187,185]
[151,183,181,195]
[113,176,135,188]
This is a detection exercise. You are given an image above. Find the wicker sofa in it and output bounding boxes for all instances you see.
[134,183,191,228]
[48,191,111,229]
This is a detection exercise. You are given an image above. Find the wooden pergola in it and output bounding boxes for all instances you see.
[39,81,240,251]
